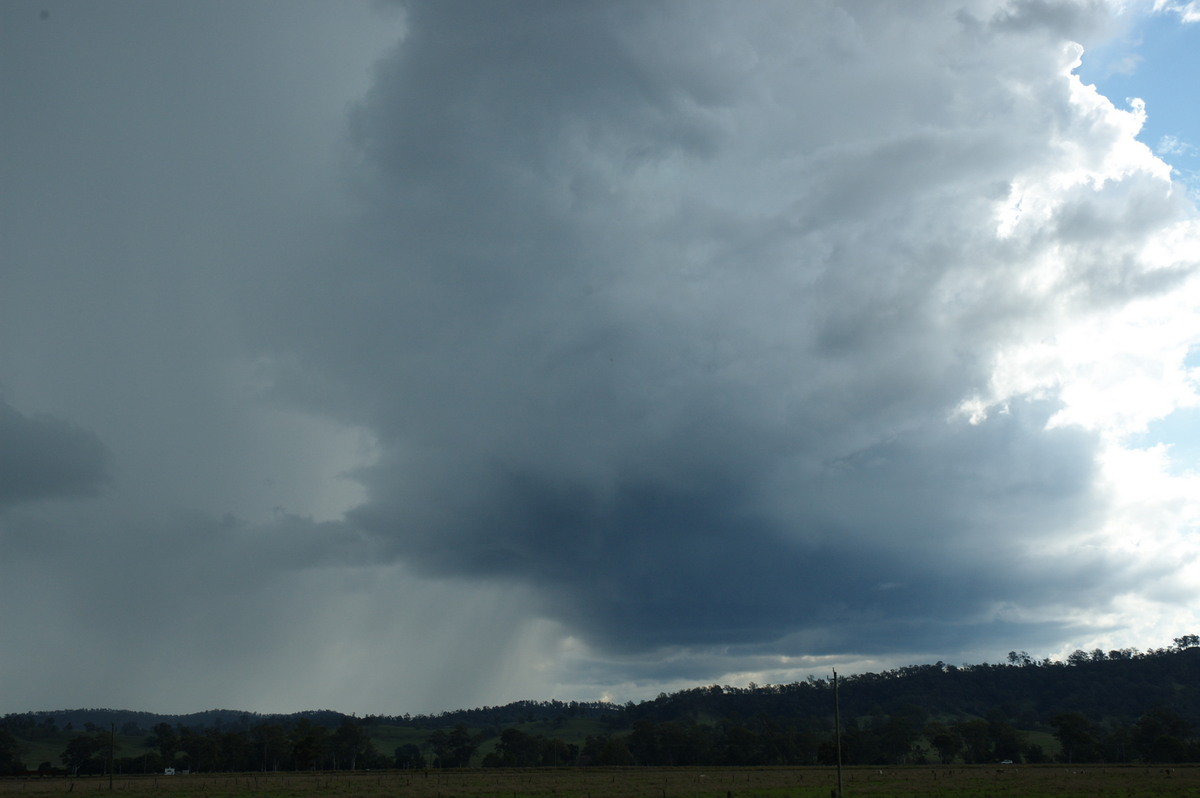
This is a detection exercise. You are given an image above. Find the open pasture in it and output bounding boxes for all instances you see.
[3,765,1199,798]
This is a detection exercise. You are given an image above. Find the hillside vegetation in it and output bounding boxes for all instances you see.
[3,636,1197,773]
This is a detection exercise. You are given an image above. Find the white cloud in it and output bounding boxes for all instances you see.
[1154,0,1200,23]
[1158,134,1196,155]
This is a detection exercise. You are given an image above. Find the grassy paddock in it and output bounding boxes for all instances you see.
[3,765,1199,797]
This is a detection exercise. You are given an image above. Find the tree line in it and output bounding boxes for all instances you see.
[0,718,384,776]
[3,635,1197,774]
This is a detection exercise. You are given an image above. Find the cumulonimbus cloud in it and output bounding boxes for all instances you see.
[231,0,1200,660]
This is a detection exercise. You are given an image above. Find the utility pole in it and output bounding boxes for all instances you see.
[109,723,115,791]
[833,671,843,798]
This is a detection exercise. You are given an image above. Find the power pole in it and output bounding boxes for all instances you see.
[109,723,115,791]
[833,671,843,798]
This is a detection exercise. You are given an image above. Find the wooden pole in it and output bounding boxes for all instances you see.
[834,671,843,798]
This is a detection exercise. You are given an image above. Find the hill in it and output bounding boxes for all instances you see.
[632,642,1200,727]
[3,636,1197,772]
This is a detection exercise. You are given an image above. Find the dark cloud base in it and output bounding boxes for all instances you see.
[350,398,1106,656]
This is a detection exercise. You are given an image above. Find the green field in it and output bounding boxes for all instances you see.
[364,715,615,763]
[3,765,1199,797]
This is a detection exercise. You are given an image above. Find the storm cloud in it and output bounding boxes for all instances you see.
[265,1,1186,650]
[2,0,1199,715]
[0,400,108,507]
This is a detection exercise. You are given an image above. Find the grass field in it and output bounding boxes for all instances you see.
[3,765,1199,797]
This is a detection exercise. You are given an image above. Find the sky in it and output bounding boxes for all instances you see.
[2,0,1200,717]
[1078,0,1200,196]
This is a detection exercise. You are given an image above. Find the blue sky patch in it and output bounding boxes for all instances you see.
[1078,11,1200,196]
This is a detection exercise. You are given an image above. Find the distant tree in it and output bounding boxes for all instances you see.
[394,743,423,769]
[331,719,375,770]
[485,727,542,767]
[429,724,478,768]
[580,734,634,766]
[60,733,104,775]
[1052,712,1098,764]
[0,728,25,775]
[541,736,577,766]
[956,719,992,764]
[1022,742,1048,763]
[427,730,449,767]
[212,727,249,771]
[1101,724,1136,763]
[599,734,634,766]
[1134,707,1191,763]
[987,714,1024,763]
[148,722,178,762]
[289,719,330,770]
[875,713,920,763]
[924,722,961,764]
[251,723,289,772]
[178,726,221,772]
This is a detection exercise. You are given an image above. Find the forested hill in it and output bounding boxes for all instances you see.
[4,637,1199,772]
[1,700,622,739]
[7,639,1200,733]
[630,641,1200,728]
